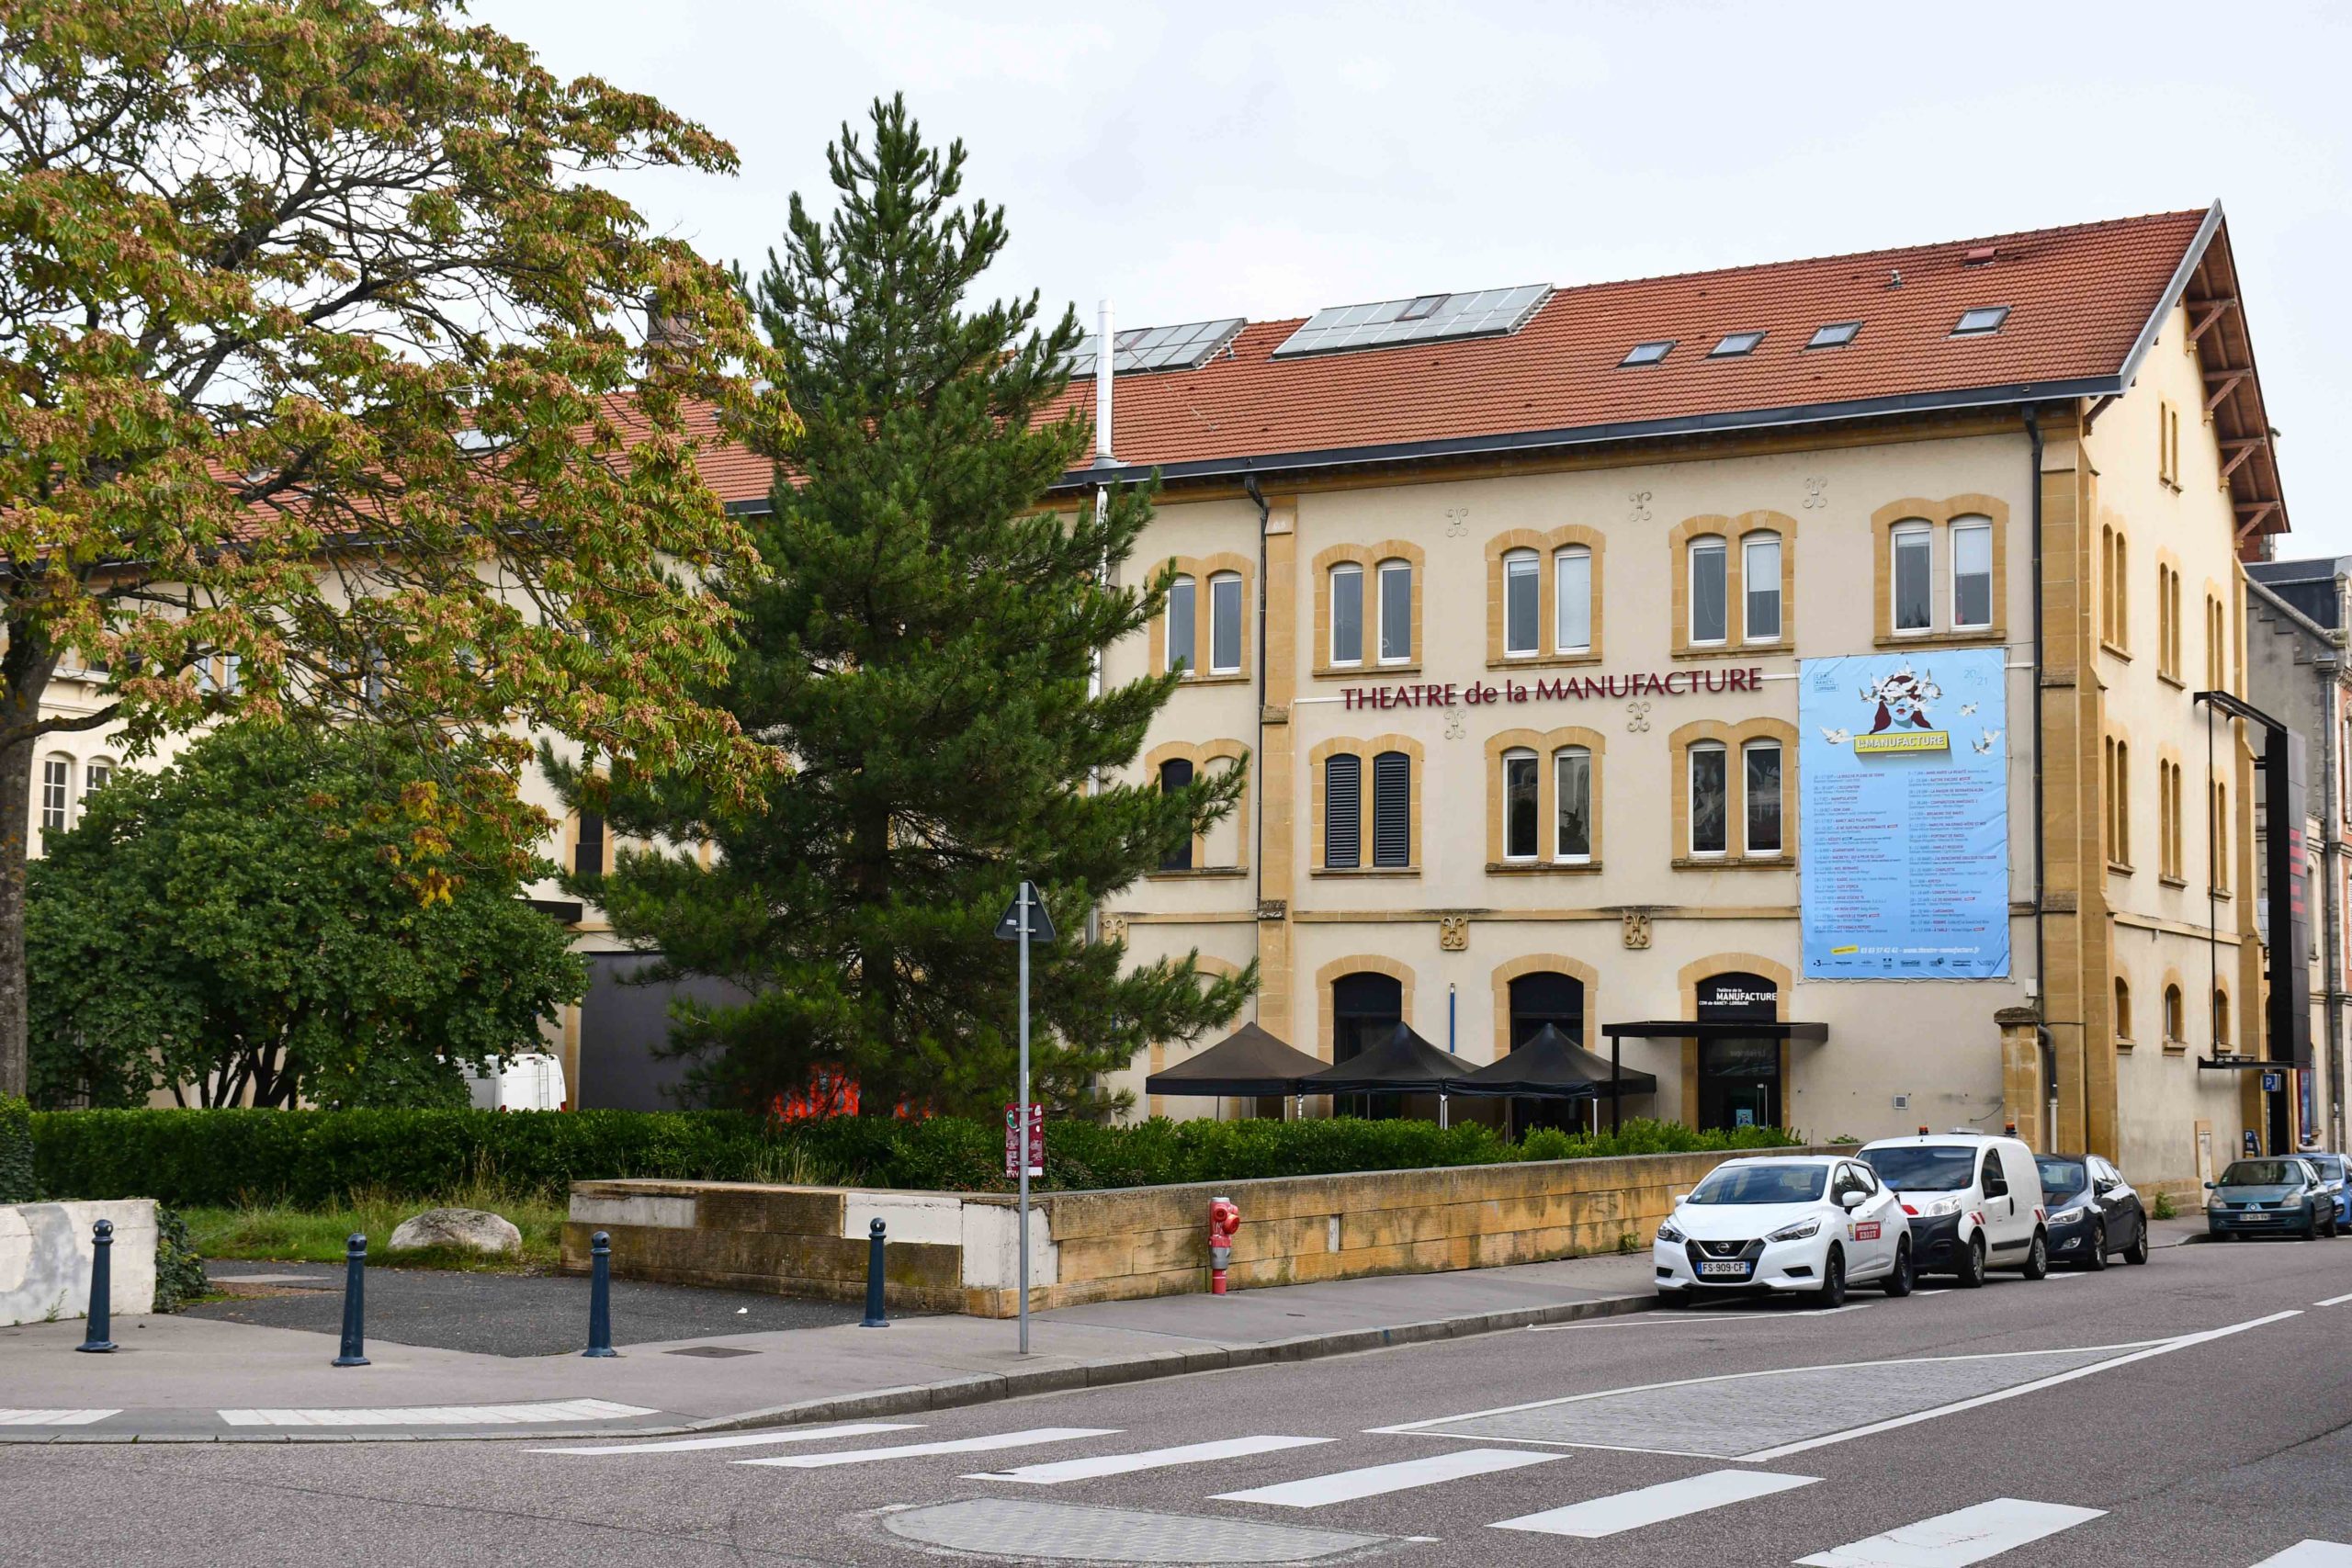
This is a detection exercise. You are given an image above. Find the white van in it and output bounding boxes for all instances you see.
[464,1053,568,1112]
[1857,1131,2049,1287]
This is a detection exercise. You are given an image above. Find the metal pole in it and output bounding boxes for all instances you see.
[582,1230,617,1357]
[74,1219,116,1353]
[861,1218,889,1328]
[1610,1032,1623,1135]
[333,1233,369,1367]
[1017,880,1033,1357]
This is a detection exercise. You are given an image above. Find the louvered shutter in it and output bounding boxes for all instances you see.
[1324,754,1361,869]
[1373,750,1410,867]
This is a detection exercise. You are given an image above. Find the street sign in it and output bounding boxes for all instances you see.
[994,883,1057,944]
[1003,1102,1044,1179]
[2260,1068,2287,1094]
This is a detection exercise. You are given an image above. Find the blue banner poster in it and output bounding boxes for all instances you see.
[1800,649,2010,979]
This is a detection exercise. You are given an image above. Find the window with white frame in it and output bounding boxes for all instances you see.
[1892,523,1932,633]
[1501,748,1539,859]
[1166,574,1194,674]
[40,757,71,831]
[1743,533,1782,643]
[1744,739,1783,854]
[1951,520,1994,630]
[1555,547,1592,654]
[1207,571,1243,674]
[1689,741,1729,855]
[82,759,113,801]
[1502,550,1539,657]
[1555,746,1592,862]
[1329,564,1363,665]
[1377,559,1413,663]
[1689,536,1728,645]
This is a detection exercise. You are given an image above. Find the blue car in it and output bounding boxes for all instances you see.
[2302,1151,2352,1228]
[2206,1157,2340,1241]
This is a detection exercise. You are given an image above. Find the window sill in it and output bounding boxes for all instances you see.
[1671,854,1792,871]
[2163,1040,2188,1055]
[2116,1036,2135,1053]
[2108,860,2134,875]
[1312,865,1420,878]
[1313,662,1421,681]
[2208,887,2233,902]
[1174,671,1252,687]
[2157,670,2186,690]
[1486,860,1604,875]
[2100,641,2132,663]
[2159,873,2188,889]
[1671,642,1759,661]
[1146,867,1250,881]
[1873,627,2005,650]
[1487,650,1603,671]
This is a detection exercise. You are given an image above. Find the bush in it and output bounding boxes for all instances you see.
[31,1106,1799,1210]
[152,1208,207,1312]
[0,1095,33,1203]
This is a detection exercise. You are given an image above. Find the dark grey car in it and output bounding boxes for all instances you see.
[2034,1153,2148,1269]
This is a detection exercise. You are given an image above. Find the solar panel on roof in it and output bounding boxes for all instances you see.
[1065,317,1246,378]
[1271,284,1551,359]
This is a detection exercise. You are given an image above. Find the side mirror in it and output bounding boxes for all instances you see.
[1838,1190,1865,1209]
[2204,1181,2218,1190]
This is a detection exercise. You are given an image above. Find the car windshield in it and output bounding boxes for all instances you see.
[2034,1157,2087,1195]
[2222,1160,2301,1186]
[1860,1145,1977,1192]
[1689,1164,1826,1204]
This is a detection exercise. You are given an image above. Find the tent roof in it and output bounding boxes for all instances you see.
[1296,1022,1461,1094]
[1443,1023,1660,1099]
[1142,1023,1329,1098]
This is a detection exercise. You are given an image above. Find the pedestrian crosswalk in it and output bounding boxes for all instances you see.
[535,1418,2346,1565]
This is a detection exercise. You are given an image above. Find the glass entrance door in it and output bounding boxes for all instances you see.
[1697,1036,1781,1132]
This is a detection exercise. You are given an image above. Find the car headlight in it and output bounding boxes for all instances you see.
[2048,1206,2086,1226]
[1656,1220,1685,1245]
[1912,1196,1963,1219]
[1767,1219,1820,1243]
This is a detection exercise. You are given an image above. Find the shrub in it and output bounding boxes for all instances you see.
[0,1095,33,1203]
[31,1106,1799,1209]
[152,1208,208,1312]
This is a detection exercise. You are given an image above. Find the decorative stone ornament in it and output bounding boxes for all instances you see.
[1438,915,1469,952]
[1622,911,1652,950]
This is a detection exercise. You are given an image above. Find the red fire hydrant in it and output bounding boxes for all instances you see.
[1208,1196,1241,1295]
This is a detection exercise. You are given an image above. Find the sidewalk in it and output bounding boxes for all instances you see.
[0,1250,1660,1444]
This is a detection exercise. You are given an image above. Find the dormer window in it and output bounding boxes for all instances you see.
[1952,306,2009,336]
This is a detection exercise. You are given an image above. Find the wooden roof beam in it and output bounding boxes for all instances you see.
[2219,439,2264,483]
[2187,297,2239,345]
[2235,502,2278,540]
[2203,369,2249,414]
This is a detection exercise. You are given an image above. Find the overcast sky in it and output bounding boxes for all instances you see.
[478,0,2351,558]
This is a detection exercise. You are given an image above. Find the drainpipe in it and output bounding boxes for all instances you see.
[2324,637,2346,1150]
[1243,469,1271,1020]
[2025,409,2056,1147]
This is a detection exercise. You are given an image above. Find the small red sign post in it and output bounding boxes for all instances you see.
[1004,1102,1044,1179]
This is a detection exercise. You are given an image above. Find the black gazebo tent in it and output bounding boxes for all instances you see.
[1443,1023,1660,1099]
[1295,1022,1463,1124]
[1142,1023,1329,1112]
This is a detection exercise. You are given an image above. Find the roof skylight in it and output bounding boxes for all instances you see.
[1620,339,1675,367]
[1709,331,1766,358]
[1951,306,2010,336]
[1066,317,1247,378]
[1271,284,1551,359]
[1806,321,1862,349]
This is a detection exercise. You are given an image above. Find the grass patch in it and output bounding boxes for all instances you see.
[183,1169,567,1274]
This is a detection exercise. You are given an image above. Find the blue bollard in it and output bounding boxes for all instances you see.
[860,1218,888,1328]
[74,1218,117,1353]
[582,1230,616,1358]
[333,1233,369,1367]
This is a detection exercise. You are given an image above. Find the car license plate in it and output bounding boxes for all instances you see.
[1698,1260,1749,1278]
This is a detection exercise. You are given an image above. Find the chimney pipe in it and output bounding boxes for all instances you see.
[1095,299,1114,466]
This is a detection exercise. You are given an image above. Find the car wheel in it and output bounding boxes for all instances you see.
[1956,1233,1987,1288]
[2302,1209,2320,1241]
[1882,1238,1914,1297]
[2326,1210,2341,1240]
[1817,1246,1847,1309]
[2122,1221,2150,1266]
[2084,1221,2108,1271]
[2021,1228,2050,1280]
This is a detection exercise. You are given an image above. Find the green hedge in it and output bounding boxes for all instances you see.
[31,1107,1798,1209]
[0,1095,33,1203]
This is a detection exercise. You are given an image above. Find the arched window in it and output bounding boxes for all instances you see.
[2165,984,2185,1043]
[2213,987,2232,1052]
[1743,739,1783,855]
[1165,573,1195,674]
[1372,750,1411,867]
[1157,759,1195,871]
[1500,748,1538,860]
[1952,518,1994,630]
[1555,746,1592,863]
[1502,549,1540,657]
[81,759,114,802]
[1555,546,1592,654]
[1892,522,1932,634]
[2114,977,2132,1043]
[1741,532,1781,643]
[1508,971,1589,1134]
[1331,970,1405,1120]
[1689,741,1728,856]
[39,755,72,832]
[1688,536,1728,645]
[1329,563,1363,666]
[1324,753,1361,869]
[1376,558,1413,663]
[1207,570,1244,674]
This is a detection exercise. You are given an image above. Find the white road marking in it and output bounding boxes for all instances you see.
[1534,1304,1871,1330]
[2041,1270,2093,1280]
[1491,1469,1820,1538]
[740,1427,1117,1469]
[969,1435,1332,1483]
[218,1399,655,1427]
[1740,1310,2301,1461]
[530,1422,919,1455]
[2314,1292,2352,1307]
[0,1409,118,1427]
[2248,1542,2352,1567]
[1214,1447,1561,1507]
[1796,1499,2103,1566]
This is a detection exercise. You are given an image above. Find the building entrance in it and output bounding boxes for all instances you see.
[1331,971,1405,1120]
[1694,972,1781,1132]
[1509,971,1589,1135]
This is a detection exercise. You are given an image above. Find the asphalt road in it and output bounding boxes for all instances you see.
[7,1235,2349,1568]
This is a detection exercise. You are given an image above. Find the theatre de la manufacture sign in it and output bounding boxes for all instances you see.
[1337,664,1770,710]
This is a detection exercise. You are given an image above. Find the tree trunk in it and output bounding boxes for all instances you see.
[0,722,33,1100]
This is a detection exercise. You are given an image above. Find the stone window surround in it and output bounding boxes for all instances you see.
[1668,717,1799,869]
[1490,953,1601,1060]
[1308,732,1423,875]
[1667,511,1796,659]
[1147,952,1246,1114]
[1314,953,1416,1066]
[1871,494,2009,649]
[2161,968,2187,1053]
[2156,746,2186,885]
[2099,521,2132,658]
[1312,540,1426,679]
[1675,952,1792,1128]
[2113,973,2134,1050]
[2154,551,2185,686]
[2104,727,2133,874]
[1142,739,1252,878]
[1482,725,1607,873]
[1483,525,1608,669]
[1147,552,1255,683]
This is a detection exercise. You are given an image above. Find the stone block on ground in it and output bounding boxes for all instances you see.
[388,1207,522,1256]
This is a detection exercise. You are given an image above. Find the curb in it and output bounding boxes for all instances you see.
[12,1289,1657,1445]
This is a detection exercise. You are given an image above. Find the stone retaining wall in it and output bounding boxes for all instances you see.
[566,1145,1831,1318]
[0,1201,157,1327]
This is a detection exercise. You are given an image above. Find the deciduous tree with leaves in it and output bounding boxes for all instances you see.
[0,0,795,1097]
[575,98,1252,1118]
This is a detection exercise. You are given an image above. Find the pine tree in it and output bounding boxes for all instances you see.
[579,97,1253,1117]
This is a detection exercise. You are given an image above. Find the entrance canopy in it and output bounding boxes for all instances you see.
[1296,1022,1459,1095]
[1444,1023,1658,1099]
[1599,1020,1830,1043]
[1143,1023,1329,1099]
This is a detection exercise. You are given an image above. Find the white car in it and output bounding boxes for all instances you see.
[1654,1155,1916,1308]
